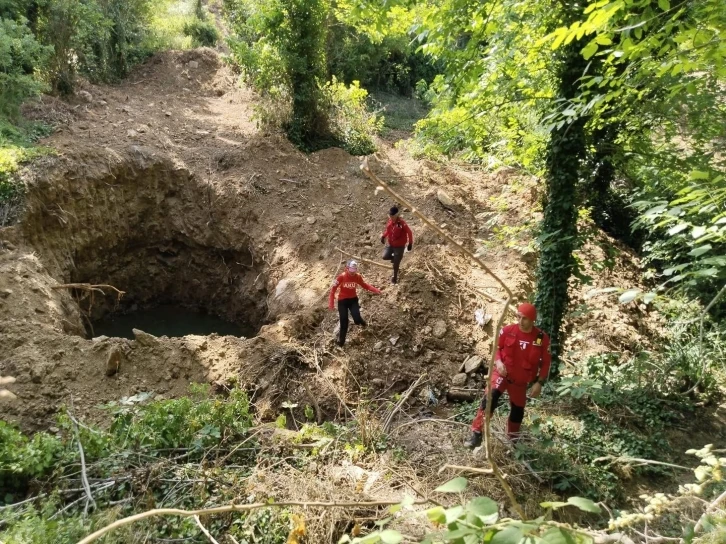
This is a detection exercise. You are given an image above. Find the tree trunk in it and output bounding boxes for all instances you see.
[534,30,588,377]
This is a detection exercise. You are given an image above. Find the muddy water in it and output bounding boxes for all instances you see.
[91,305,256,339]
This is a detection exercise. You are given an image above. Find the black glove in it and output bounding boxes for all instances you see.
[381,236,386,244]
[407,244,413,251]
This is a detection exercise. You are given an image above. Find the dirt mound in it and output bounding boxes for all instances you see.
[0,49,660,430]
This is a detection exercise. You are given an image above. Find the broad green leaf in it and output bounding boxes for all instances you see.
[435,477,468,493]
[643,292,657,304]
[667,223,689,235]
[582,41,598,60]
[467,497,498,517]
[619,289,641,304]
[426,506,446,524]
[567,496,602,513]
[689,171,710,180]
[691,226,706,239]
[380,530,403,544]
[688,245,712,257]
[442,528,476,540]
[658,0,670,10]
[492,526,524,544]
[389,504,402,514]
[445,505,465,524]
[541,528,577,544]
[356,533,383,544]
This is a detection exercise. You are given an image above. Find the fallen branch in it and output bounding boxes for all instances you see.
[68,401,96,516]
[441,464,494,475]
[360,158,514,301]
[361,158,525,519]
[76,499,429,544]
[51,283,125,298]
[593,455,691,471]
[382,374,426,433]
[194,515,221,544]
[334,247,392,270]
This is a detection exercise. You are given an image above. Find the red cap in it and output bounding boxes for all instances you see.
[517,303,537,322]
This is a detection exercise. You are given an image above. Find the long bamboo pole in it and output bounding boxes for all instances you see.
[360,157,526,519]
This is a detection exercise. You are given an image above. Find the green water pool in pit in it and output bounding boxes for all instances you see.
[91,304,255,340]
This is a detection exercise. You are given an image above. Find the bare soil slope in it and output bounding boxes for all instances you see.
[0,48,657,430]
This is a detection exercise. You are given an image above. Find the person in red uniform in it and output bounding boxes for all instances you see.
[465,302,551,448]
[329,260,382,347]
[381,206,413,284]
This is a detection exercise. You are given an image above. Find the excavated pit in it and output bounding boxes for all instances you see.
[0,147,317,429]
[21,146,270,337]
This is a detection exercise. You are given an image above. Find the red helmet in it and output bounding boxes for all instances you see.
[517,303,537,322]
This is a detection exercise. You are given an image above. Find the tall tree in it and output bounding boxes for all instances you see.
[534,35,588,374]
[276,0,330,148]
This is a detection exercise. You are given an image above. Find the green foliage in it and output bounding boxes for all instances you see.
[108,384,253,451]
[144,0,199,51]
[0,120,53,226]
[224,0,330,149]
[1,386,259,542]
[0,421,63,494]
[540,0,726,306]
[321,77,382,155]
[0,16,51,118]
[183,17,219,47]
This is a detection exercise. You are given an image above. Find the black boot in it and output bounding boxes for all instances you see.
[464,431,482,449]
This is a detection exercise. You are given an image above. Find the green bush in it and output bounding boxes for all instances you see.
[0,17,51,118]
[183,18,219,47]
[322,77,382,155]
[107,384,253,451]
[0,421,63,496]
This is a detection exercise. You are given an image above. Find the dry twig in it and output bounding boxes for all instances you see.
[194,515,221,544]
[335,247,392,270]
[382,374,426,433]
[441,464,494,475]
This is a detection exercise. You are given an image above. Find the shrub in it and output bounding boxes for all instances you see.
[183,18,219,47]
[322,77,382,155]
[0,17,50,117]
[0,421,63,497]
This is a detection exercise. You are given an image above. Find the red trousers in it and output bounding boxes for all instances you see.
[471,371,527,438]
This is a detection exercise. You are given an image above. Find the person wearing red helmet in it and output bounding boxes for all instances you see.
[329,260,382,347]
[465,302,551,448]
[381,206,413,284]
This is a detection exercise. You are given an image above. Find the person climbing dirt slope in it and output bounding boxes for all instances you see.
[381,206,413,284]
[465,302,551,448]
[328,260,382,347]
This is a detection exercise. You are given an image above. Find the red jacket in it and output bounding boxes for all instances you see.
[496,323,551,385]
[329,271,381,308]
[382,218,413,247]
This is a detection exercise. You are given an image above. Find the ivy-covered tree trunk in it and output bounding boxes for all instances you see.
[279,0,330,149]
[534,37,588,377]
